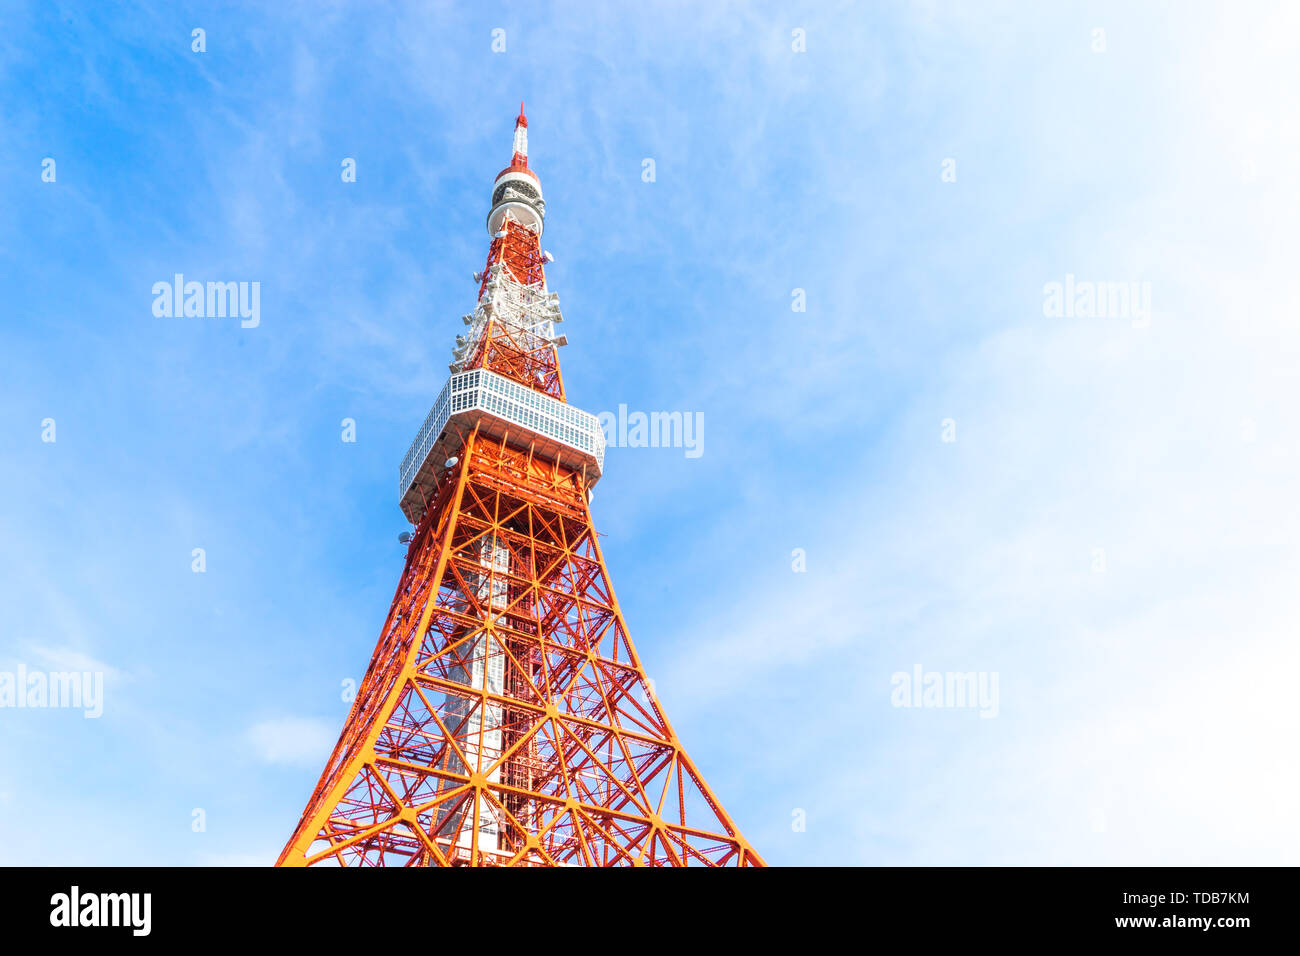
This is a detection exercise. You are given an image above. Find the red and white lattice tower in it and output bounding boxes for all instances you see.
[277,105,764,867]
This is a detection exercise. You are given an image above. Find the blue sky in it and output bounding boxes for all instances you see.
[2,0,1298,865]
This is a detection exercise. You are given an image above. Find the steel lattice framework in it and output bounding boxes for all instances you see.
[277,106,763,867]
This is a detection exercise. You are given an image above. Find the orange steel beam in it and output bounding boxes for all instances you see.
[278,426,763,866]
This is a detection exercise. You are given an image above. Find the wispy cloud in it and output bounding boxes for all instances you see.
[246,718,337,768]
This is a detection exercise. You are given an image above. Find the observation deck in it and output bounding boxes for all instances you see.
[399,368,605,524]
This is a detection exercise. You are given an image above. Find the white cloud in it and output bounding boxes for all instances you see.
[29,646,124,681]
[655,2,1300,864]
[247,718,337,768]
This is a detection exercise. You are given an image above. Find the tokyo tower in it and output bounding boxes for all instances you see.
[277,105,764,867]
